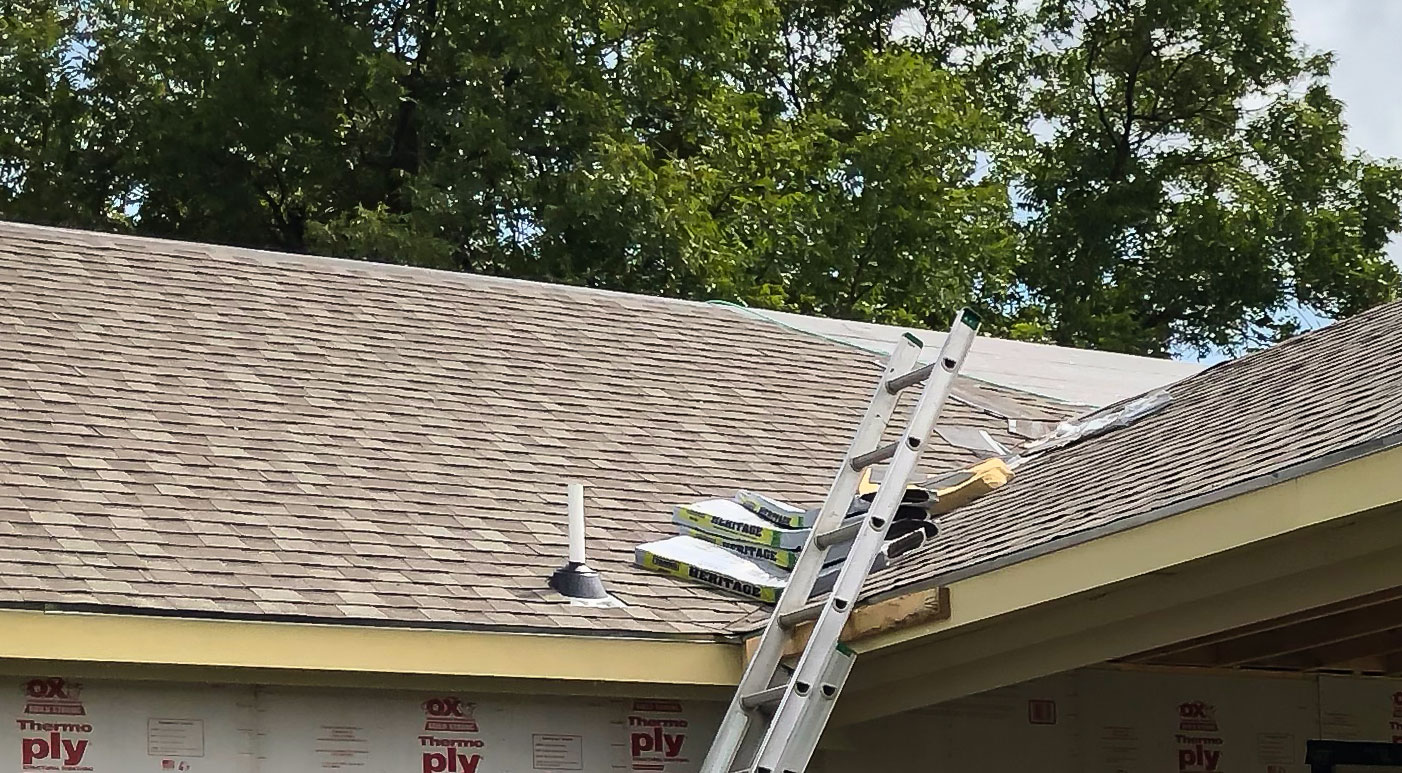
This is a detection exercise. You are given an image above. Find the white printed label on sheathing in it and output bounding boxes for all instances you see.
[147,718,205,757]
[1318,675,1402,743]
[532,733,583,771]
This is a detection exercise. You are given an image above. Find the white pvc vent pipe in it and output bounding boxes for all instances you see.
[567,482,586,564]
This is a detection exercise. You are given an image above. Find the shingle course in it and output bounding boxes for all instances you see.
[864,298,1402,598]
[0,221,1068,637]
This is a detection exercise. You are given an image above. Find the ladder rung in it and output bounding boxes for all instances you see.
[778,599,825,629]
[739,684,786,711]
[884,361,936,393]
[700,309,981,773]
[849,441,899,471]
[814,520,860,549]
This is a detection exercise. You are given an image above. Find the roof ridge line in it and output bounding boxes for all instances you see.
[0,218,728,314]
[1195,298,1402,376]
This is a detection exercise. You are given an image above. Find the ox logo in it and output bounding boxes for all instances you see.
[23,678,85,717]
[423,697,477,732]
[1178,701,1218,732]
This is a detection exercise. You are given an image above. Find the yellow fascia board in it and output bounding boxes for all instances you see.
[855,439,1402,655]
[0,609,743,695]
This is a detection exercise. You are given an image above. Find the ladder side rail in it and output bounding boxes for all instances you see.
[750,311,981,773]
[696,335,925,773]
[774,645,855,773]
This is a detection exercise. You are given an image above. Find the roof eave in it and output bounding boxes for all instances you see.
[824,434,1402,724]
[0,608,743,697]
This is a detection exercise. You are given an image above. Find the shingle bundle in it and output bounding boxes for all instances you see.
[634,484,942,604]
[634,458,1016,603]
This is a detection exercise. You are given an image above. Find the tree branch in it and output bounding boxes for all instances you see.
[1109,25,1153,181]
[385,0,440,211]
[1083,34,1117,143]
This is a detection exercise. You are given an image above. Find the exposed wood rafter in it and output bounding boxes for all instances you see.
[1126,586,1402,663]
[1251,630,1402,671]
[1123,587,1402,672]
[1146,596,1402,667]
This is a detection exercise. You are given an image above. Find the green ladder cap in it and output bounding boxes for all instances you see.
[836,642,856,656]
[901,332,924,347]
[959,308,983,329]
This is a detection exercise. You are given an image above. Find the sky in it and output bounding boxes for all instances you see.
[1289,0,1402,266]
[1178,0,1402,362]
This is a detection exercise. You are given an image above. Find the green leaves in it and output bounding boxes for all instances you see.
[1017,0,1402,355]
[1,0,1398,357]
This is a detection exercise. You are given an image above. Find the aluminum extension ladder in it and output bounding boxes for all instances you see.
[699,309,981,773]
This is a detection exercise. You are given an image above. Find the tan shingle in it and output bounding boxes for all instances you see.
[0,221,1072,637]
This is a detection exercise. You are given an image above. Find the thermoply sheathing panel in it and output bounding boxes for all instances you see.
[1076,668,1320,773]
[6,676,256,773]
[13,669,1402,773]
[906,672,1080,773]
[817,668,1370,773]
[1317,675,1402,743]
[816,672,1079,773]
[4,676,721,773]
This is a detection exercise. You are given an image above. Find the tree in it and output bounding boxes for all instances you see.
[1012,0,1402,355]
[0,0,1398,357]
[1,0,1018,319]
[0,1,126,224]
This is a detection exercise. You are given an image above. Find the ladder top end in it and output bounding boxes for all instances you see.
[959,308,982,330]
[901,331,924,348]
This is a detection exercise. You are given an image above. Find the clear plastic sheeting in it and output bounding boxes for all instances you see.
[1023,389,1172,455]
[935,425,1009,456]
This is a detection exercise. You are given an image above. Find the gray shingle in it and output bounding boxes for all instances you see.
[862,299,1402,599]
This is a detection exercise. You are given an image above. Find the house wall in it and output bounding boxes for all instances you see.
[1,675,723,773]
[10,666,1402,773]
[815,667,1402,773]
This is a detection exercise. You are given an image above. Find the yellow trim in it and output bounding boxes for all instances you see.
[0,443,1397,711]
[832,443,1402,724]
[836,527,1402,724]
[858,442,1402,654]
[0,610,743,696]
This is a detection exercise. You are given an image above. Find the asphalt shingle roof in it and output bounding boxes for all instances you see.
[0,221,1071,638]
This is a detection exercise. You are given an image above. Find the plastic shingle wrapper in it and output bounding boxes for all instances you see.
[1023,389,1171,455]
